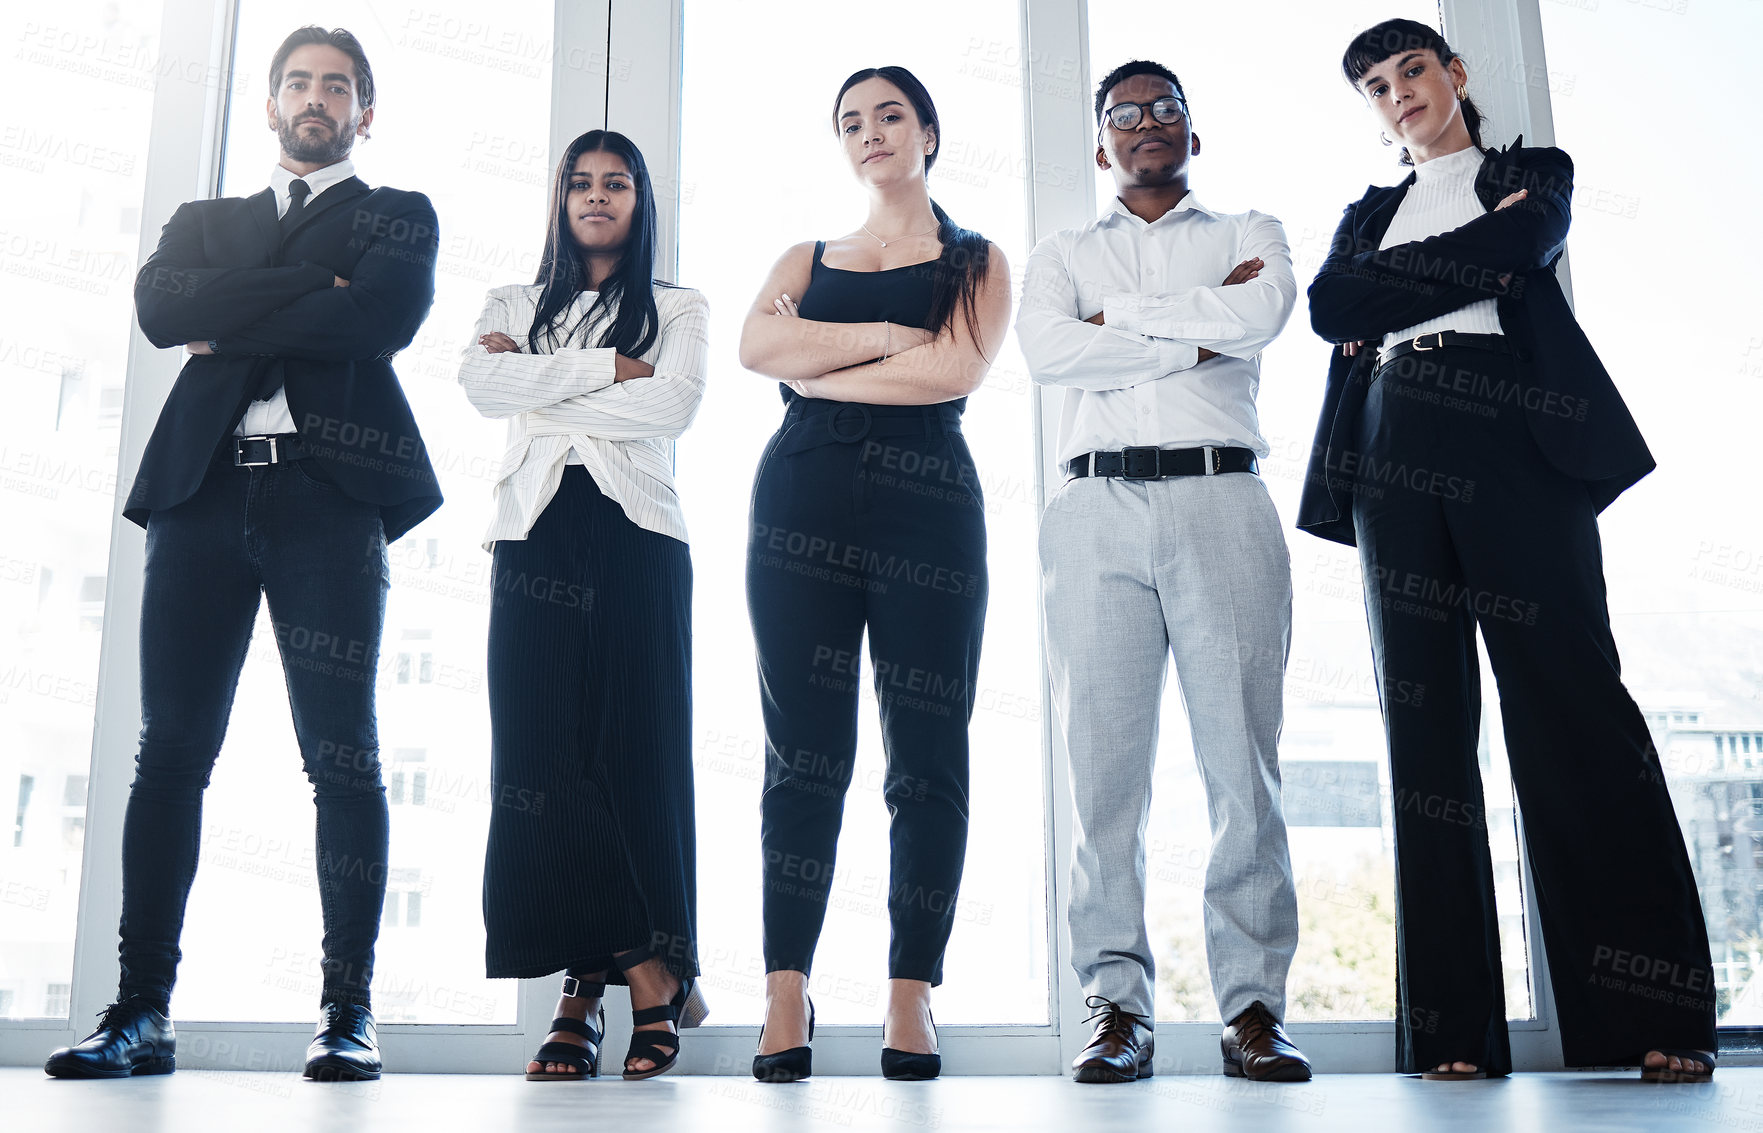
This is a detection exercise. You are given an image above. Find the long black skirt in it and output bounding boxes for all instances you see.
[482,466,698,984]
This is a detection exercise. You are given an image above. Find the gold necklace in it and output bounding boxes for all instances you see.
[860,221,941,248]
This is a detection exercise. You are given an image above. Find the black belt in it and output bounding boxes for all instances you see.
[231,432,307,467]
[1377,331,1511,369]
[1067,446,1258,480]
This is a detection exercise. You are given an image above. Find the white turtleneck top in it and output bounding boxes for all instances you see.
[1377,144,1505,350]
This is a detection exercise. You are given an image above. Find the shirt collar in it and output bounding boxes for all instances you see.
[1096,189,1218,229]
[1411,144,1483,181]
[270,158,355,210]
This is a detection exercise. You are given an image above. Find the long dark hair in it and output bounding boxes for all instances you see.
[832,66,990,347]
[527,129,662,358]
[1341,19,1486,166]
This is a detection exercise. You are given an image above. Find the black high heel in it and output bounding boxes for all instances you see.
[525,975,605,1081]
[614,946,709,1082]
[752,996,815,1083]
[881,1008,940,1080]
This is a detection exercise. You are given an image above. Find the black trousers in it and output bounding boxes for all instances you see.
[119,449,390,1010]
[1352,345,1715,1072]
[481,467,698,983]
[747,397,987,985]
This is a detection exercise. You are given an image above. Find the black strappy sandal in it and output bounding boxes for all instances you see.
[614,948,709,1081]
[525,976,605,1081]
[1641,1048,1716,1083]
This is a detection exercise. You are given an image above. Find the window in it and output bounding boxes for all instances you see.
[0,0,159,1019]
[11,776,31,849]
[21,0,1753,1073]
[1541,0,1763,1023]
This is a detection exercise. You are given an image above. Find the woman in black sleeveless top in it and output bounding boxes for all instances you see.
[738,66,1012,1082]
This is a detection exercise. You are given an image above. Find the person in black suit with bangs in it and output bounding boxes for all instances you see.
[45,25,440,1084]
[1299,18,1714,1085]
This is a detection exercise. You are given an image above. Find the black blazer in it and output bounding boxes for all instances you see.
[125,176,443,541]
[1296,140,1653,547]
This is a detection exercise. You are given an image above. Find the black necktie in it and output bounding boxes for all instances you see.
[280,177,311,241]
[253,179,312,403]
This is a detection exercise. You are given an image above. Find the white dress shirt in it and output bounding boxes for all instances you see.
[1017,193,1297,464]
[236,158,357,437]
[459,283,709,548]
[1378,144,1503,350]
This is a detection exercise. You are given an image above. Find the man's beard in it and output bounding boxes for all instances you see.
[276,111,356,164]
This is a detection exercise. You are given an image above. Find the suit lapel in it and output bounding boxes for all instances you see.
[1355,173,1416,250]
[1474,136,1525,212]
[281,176,371,244]
[247,188,279,258]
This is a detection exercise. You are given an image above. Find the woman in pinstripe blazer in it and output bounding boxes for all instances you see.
[458,129,710,1082]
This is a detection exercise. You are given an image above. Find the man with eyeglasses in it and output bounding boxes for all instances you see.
[1017,59,1311,1084]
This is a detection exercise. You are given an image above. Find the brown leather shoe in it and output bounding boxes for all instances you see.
[1221,1001,1312,1082]
[1071,996,1153,1083]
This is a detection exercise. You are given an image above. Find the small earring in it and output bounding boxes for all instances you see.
[1456,85,1467,100]
[1379,131,1393,147]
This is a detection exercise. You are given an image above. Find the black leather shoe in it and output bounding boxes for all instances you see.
[45,997,176,1079]
[304,1002,381,1081]
[1222,1001,1312,1082]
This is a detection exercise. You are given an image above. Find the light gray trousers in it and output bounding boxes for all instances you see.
[1040,471,1298,1023]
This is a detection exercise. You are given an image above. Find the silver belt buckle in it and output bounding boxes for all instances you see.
[1202,445,1220,475]
[234,434,277,467]
[1410,331,1445,352]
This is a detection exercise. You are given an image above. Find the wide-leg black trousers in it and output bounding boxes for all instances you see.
[482,467,698,984]
[747,397,987,985]
[1351,345,1715,1072]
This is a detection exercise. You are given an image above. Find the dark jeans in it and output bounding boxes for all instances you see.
[1352,346,1715,1072]
[118,448,391,1010]
[747,398,987,985]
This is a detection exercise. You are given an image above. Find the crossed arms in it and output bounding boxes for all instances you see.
[736,240,1013,404]
[457,288,709,441]
[133,192,440,363]
[1017,211,1297,393]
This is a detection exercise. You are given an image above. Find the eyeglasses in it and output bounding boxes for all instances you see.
[1101,96,1187,132]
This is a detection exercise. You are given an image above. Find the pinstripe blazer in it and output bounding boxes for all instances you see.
[458,282,709,548]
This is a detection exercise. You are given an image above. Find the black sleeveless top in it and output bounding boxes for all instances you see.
[784,241,963,412]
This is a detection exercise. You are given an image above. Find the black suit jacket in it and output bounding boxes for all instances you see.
[1296,140,1653,547]
[125,176,443,541]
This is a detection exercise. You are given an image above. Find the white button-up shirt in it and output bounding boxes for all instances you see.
[458,282,709,548]
[236,158,357,437]
[1016,193,1296,464]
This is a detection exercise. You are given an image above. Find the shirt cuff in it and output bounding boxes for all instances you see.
[1159,341,1200,373]
[1100,291,1144,336]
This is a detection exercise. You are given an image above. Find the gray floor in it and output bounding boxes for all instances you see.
[6,1068,1759,1132]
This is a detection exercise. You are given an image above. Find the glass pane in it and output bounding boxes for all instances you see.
[1085,0,1534,1022]
[167,0,555,1024]
[679,0,1048,1024]
[0,0,163,1021]
[1539,2,1763,1027]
